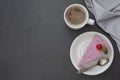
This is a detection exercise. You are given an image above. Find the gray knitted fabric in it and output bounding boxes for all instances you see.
[85,0,120,53]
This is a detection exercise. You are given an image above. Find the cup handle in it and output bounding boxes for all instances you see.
[87,19,95,25]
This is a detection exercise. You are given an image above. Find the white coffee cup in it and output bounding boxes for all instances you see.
[64,4,95,30]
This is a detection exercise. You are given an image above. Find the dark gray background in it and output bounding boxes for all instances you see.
[0,0,120,80]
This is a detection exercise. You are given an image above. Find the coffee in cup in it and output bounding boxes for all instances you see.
[66,6,86,25]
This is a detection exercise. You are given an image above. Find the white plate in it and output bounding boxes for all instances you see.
[70,31,114,75]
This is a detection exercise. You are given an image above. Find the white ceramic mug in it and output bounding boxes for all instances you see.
[64,4,95,30]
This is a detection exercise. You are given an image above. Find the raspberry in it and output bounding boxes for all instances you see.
[96,44,102,50]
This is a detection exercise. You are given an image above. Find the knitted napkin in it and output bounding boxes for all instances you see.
[85,0,120,53]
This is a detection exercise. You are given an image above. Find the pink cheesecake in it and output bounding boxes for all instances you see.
[78,35,110,70]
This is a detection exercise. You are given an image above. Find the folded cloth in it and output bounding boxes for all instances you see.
[85,0,120,53]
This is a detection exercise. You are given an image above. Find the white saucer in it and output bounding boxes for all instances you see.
[70,31,114,75]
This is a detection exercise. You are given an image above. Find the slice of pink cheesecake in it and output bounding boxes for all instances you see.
[78,35,110,70]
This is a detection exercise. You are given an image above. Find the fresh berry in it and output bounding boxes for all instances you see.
[102,46,108,54]
[96,44,102,50]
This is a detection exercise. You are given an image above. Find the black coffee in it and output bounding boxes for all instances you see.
[66,6,86,25]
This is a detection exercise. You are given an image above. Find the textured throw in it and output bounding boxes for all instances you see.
[85,0,120,53]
